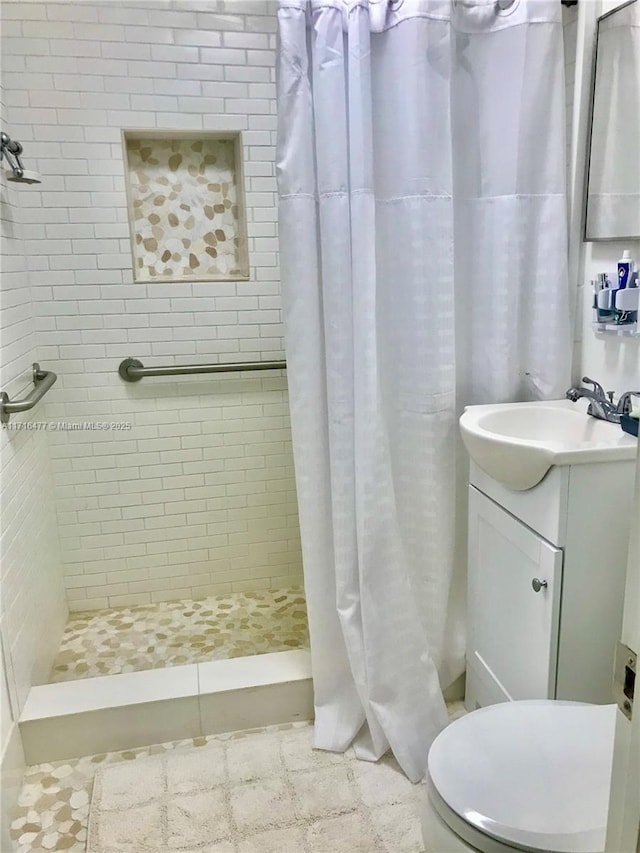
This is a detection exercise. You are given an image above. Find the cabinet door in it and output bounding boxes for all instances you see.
[467,486,563,706]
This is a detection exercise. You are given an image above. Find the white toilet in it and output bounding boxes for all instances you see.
[422,700,617,853]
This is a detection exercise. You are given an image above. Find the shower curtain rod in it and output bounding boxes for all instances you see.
[118,357,287,382]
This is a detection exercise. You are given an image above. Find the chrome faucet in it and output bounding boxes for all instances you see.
[565,377,638,424]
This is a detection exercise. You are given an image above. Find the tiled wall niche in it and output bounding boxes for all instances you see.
[124,130,249,283]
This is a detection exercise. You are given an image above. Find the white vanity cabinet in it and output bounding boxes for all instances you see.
[465,459,636,711]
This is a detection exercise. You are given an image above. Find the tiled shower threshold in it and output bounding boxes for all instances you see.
[20,649,314,765]
[49,587,309,683]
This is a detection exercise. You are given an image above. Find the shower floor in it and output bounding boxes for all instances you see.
[48,587,309,683]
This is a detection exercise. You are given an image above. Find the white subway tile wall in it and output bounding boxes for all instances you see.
[1,70,67,728]
[1,0,303,611]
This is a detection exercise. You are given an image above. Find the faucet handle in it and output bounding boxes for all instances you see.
[607,391,615,404]
[582,376,606,398]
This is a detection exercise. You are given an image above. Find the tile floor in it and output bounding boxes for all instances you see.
[10,703,466,853]
[49,588,309,683]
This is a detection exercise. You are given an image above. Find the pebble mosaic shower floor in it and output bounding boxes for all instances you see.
[48,588,309,683]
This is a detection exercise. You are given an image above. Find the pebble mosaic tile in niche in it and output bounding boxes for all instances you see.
[125,133,249,282]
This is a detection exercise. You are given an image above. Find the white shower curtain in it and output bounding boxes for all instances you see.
[277,0,571,782]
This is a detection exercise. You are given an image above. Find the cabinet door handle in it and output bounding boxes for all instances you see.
[532,578,548,592]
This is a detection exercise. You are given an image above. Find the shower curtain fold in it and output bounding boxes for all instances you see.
[277,0,572,782]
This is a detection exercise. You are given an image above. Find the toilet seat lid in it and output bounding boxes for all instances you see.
[428,701,616,853]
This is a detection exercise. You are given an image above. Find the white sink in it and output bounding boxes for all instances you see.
[460,399,637,491]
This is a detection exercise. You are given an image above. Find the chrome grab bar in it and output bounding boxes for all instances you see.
[0,363,57,424]
[118,357,287,383]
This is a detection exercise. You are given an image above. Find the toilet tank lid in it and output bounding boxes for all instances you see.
[427,700,616,853]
